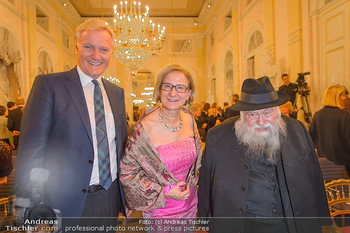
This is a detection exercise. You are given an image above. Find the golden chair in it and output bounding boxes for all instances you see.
[325,179,350,231]
[325,179,350,217]
[0,195,16,232]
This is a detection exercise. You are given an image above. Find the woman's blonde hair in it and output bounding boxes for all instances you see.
[322,85,349,107]
[153,64,195,104]
[280,101,294,115]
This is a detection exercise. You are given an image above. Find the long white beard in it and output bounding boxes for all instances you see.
[235,115,287,165]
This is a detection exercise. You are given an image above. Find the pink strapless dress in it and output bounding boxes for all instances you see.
[143,137,197,232]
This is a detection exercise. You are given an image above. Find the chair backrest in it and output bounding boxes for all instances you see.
[318,157,349,182]
[0,195,16,217]
[325,179,350,217]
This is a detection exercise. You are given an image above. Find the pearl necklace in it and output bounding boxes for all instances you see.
[158,111,183,132]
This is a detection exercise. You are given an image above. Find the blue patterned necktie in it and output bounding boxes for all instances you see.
[92,79,112,190]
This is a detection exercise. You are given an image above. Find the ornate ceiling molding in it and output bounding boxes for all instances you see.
[197,0,217,26]
[1,0,26,21]
[52,0,82,26]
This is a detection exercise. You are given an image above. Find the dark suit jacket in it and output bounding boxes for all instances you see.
[15,67,127,217]
[224,105,240,119]
[198,116,330,232]
[309,106,350,165]
[7,106,23,145]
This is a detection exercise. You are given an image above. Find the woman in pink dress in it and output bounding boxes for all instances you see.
[120,64,202,232]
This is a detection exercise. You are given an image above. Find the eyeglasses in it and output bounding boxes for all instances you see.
[246,109,275,120]
[161,83,188,93]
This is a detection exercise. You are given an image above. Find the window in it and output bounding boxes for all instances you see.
[210,32,215,46]
[224,10,232,31]
[247,56,255,78]
[224,51,233,102]
[131,70,155,109]
[248,31,263,53]
[36,7,49,32]
[172,39,192,52]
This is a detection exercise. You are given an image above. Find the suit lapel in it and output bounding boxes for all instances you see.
[64,67,93,144]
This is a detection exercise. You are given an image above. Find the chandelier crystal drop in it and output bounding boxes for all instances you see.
[113,1,166,75]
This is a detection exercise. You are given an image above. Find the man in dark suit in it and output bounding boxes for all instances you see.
[15,19,127,223]
[7,97,25,148]
[224,93,240,119]
[198,76,330,233]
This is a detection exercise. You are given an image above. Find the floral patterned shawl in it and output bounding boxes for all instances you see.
[120,106,203,211]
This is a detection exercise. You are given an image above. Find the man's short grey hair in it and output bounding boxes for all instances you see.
[76,18,114,45]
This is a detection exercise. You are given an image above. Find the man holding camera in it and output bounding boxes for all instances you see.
[278,73,298,105]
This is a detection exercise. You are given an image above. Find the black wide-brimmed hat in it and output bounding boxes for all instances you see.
[232,76,290,111]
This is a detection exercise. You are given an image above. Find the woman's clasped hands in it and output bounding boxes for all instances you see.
[164,181,190,201]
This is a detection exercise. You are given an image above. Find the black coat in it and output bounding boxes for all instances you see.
[198,116,330,233]
[309,106,350,165]
[224,105,240,119]
[7,106,23,145]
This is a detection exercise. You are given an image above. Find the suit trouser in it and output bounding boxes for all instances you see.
[82,179,121,217]
[78,179,121,232]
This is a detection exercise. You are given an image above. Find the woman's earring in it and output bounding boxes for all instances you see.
[186,100,190,108]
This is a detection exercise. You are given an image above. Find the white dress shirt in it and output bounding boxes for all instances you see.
[77,66,117,186]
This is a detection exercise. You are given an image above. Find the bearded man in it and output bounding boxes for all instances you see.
[197,76,330,233]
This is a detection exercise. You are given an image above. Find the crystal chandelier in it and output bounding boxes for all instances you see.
[113,1,166,75]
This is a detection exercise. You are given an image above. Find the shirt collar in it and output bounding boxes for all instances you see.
[77,66,103,87]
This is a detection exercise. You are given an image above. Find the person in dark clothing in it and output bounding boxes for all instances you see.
[198,76,330,233]
[15,19,127,221]
[0,139,12,185]
[225,94,240,119]
[6,101,15,110]
[216,106,224,118]
[343,96,350,114]
[207,106,218,130]
[201,103,211,132]
[7,97,25,149]
[309,84,350,175]
[278,73,298,105]
[222,102,229,116]
[190,103,207,142]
